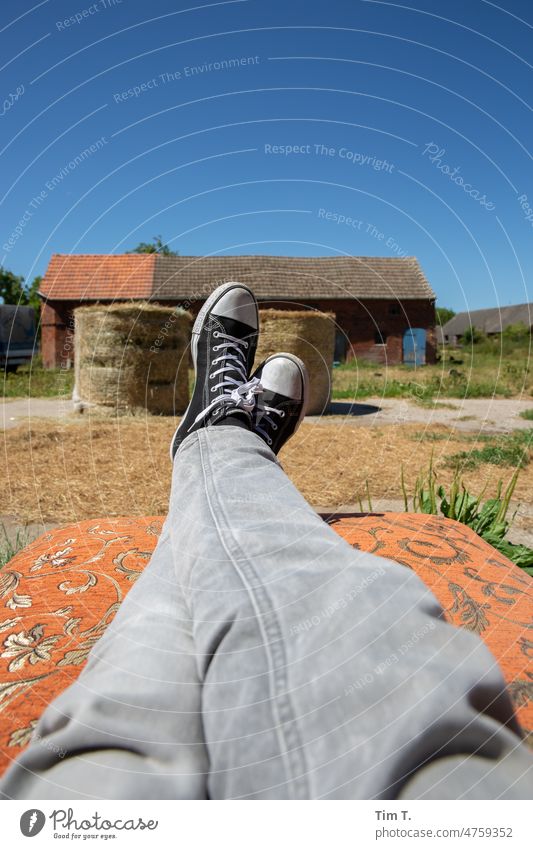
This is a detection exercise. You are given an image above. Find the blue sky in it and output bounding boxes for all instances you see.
[1,0,532,311]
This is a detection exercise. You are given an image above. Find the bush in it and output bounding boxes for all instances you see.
[502,322,530,343]
[462,326,486,346]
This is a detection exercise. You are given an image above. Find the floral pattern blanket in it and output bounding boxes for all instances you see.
[0,513,531,776]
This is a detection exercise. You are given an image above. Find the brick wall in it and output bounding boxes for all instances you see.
[253,298,436,365]
[42,297,436,367]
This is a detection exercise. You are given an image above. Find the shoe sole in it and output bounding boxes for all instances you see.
[259,352,310,438]
[170,281,259,460]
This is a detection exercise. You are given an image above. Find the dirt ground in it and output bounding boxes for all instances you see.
[0,416,531,530]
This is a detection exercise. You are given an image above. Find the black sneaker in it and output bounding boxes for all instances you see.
[170,282,261,459]
[250,353,309,454]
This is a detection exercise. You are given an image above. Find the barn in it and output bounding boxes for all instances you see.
[39,254,436,368]
[442,303,533,345]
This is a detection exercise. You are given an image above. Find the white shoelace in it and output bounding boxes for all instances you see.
[255,404,285,446]
[189,329,263,430]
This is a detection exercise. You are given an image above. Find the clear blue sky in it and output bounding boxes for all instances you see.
[1,0,532,311]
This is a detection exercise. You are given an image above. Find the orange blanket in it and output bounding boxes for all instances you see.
[0,512,531,777]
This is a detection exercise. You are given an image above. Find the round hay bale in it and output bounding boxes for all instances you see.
[74,302,191,415]
[254,309,336,414]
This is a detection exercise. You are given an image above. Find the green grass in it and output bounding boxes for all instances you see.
[332,337,532,401]
[446,430,532,471]
[0,523,29,570]
[1,358,74,398]
[332,370,520,401]
[520,408,533,421]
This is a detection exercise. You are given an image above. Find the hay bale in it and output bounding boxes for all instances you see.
[254,310,336,414]
[74,302,191,414]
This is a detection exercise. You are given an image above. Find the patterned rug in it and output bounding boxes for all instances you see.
[0,512,531,776]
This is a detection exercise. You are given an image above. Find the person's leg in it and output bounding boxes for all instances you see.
[0,520,208,800]
[170,423,532,799]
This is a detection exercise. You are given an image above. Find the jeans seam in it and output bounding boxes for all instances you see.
[197,430,310,799]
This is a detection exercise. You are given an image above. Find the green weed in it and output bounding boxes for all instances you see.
[358,462,533,572]
[0,523,29,569]
[410,462,533,573]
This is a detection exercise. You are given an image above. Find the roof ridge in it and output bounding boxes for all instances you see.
[48,253,421,262]
[451,303,533,316]
[49,252,156,257]
[152,254,419,260]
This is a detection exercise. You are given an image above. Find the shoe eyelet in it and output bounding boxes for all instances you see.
[271,423,278,431]
[267,437,272,446]
[213,331,220,338]
[211,386,217,393]
[243,341,249,349]
[279,411,286,418]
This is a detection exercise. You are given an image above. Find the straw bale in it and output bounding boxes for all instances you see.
[254,310,336,414]
[74,302,191,414]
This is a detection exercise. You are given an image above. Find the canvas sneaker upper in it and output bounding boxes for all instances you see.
[170,282,260,459]
[251,353,309,454]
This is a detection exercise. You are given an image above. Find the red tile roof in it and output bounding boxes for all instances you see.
[40,254,156,300]
[40,254,435,302]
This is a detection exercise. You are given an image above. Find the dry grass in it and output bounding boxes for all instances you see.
[0,418,531,524]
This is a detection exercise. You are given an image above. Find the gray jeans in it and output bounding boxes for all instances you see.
[1,427,532,799]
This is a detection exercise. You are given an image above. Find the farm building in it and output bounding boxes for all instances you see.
[442,303,533,345]
[39,254,436,368]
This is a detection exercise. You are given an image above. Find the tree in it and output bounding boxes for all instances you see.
[435,306,456,326]
[0,267,42,327]
[127,235,179,256]
[27,276,42,324]
[0,266,26,304]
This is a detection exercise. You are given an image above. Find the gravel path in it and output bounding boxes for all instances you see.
[311,397,533,433]
[1,397,74,430]
[1,396,531,433]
